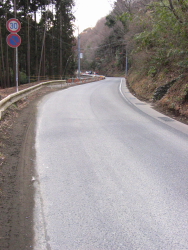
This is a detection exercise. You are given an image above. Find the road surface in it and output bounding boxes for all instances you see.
[34,77,188,250]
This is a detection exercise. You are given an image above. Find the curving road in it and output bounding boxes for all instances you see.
[34,77,188,250]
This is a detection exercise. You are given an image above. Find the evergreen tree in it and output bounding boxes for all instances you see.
[0,0,75,88]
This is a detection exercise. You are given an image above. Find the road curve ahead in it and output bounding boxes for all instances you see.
[34,77,188,250]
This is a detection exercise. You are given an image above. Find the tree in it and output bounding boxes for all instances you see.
[0,0,76,89]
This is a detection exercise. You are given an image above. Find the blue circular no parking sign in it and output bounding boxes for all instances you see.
[6,33,21,48]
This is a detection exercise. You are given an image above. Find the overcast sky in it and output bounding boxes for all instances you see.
[74,0,115,33]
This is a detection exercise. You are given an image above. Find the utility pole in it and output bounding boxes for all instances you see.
[125,47,128,75]
[77,30,81,79]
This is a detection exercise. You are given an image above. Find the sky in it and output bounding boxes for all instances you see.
[74,0,115,33]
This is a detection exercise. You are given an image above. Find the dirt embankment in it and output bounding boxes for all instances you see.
[0,86,58,250]
[127,73,188,125]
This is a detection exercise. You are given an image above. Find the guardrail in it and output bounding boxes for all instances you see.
[0,76,105,120]
[0,80,67,119]
[66,75,105,84]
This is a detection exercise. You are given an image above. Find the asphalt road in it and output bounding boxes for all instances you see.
[34,77,188,250]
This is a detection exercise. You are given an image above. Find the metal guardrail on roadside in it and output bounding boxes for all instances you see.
[0,80,66,120]
[0,76,105,120]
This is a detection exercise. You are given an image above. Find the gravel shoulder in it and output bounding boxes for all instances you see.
[0,86,59,249]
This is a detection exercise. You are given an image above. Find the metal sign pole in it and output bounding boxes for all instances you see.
[16,47,18,92]
[14,0,19,92]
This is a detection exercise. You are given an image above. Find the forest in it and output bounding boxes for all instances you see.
[80,0,188,76]
[79,0,188,119]
[0,0,75,88]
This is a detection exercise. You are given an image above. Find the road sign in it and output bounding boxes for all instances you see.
[6,33,21,48]
[6,18,21,33]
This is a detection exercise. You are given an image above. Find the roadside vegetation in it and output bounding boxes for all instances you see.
[80,0,188,120]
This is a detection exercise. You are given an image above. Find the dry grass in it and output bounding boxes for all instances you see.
[127,71,188,123]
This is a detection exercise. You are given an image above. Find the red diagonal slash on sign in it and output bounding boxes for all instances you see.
[6,33,21,48]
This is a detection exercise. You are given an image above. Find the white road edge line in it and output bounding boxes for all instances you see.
[119,78,188,136]
[119,78,133,106]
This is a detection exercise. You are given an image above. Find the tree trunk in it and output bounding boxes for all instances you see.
[59,12,63,78]
[27,0,31,83]
[51,0,54,77]
[34,11,38,78]
[0,23,6,88]
[5,14,10,87]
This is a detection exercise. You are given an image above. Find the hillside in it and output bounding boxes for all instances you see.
[79,0,188,122]
[127,71,188,124]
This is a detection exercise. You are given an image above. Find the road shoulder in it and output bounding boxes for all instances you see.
[120,78,188,136]
[0,87,57,249]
